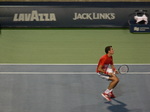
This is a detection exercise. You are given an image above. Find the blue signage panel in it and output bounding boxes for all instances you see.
[129,22,150,33]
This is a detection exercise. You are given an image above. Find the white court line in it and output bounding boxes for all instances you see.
[0,64,149,75]
[0,72,149,75]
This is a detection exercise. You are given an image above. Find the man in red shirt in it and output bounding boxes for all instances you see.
[97,46,119,101]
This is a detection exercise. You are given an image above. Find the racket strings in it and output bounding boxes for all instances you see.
[119,66,129,74]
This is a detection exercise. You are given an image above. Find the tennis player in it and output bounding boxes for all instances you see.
[96,46,119,101]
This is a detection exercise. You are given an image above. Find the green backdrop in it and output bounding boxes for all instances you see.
[0,28,150,64]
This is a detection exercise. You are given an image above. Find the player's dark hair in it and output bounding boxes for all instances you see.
[105,46,112,54]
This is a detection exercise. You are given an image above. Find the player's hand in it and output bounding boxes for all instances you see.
[115,71,119,74]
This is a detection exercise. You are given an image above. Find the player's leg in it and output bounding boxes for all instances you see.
[108,74,119,98]
[108,74,119,90]
[102,74,119,101]
[97,72,112,101]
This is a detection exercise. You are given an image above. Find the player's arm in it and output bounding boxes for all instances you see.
[97,65,105,73]
[110,64,119,74]
[98,65,112,76]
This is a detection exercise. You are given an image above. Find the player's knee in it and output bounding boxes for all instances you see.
[115,77,119,83]
[112,76,119,83]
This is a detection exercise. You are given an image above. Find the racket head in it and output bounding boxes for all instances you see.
[118,65,129,74]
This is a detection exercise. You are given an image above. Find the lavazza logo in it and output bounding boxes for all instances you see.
[13,10,56,21]
[73,12,115,20]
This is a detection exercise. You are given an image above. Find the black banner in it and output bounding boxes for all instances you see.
[0,2,150,28]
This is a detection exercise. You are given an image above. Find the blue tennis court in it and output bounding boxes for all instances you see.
[0,64,149,112]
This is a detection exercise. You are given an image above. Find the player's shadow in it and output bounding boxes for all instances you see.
[105,99,130,112]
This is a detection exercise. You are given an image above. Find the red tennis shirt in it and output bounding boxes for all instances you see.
[96,54,113,73]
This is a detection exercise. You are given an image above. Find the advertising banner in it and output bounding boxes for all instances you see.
[129,22,150,33]
[0,3,150,28]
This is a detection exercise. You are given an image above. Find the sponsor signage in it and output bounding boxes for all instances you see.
[13,10,56,22]
[0,5,150,28]
[129,24,150,33]
[129,20,150,33]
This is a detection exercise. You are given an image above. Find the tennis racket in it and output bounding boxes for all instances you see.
[117,65,129,74]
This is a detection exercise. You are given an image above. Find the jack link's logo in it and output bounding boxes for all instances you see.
[73,12,115,20]
[13,10,56,21]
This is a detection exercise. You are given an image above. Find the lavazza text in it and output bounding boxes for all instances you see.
[13,10,56,21]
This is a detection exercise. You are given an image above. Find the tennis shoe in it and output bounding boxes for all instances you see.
[109,91,116,98]
[101,93,111,101]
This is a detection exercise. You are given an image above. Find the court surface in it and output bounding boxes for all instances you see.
[0,28,150,64]
[0,28,150,112]
[0,64,150,112]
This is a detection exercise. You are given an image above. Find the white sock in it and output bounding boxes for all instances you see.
[104,89,113,94]
[109,89,113,92]
[104,89,110,94]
